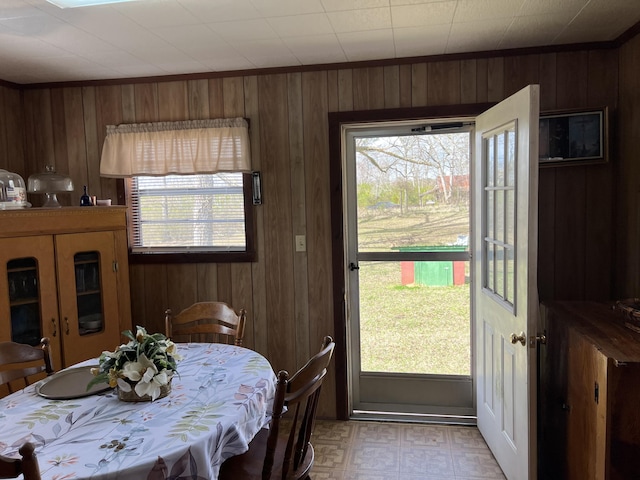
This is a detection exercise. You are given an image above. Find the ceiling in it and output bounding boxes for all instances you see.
[1,0,639,85]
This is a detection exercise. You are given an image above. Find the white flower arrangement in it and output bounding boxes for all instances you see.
[88,326,180,401]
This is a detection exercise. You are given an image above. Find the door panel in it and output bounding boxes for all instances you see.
[55,231,120,366]
[473,85,539,479]
[0,236,62,369]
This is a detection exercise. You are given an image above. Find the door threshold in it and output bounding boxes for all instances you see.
[351,409,477,426]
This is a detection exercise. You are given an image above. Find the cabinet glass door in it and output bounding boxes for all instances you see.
[56,231,120,367]
[74,252,104,335]
[7,257,41,345]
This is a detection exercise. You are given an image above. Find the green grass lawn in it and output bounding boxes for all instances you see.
[357,205,471,376]
[359,262,471,375]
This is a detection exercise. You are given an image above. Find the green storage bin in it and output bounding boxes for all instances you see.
[396,245,467,286]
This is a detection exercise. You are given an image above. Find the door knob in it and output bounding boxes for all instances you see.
[510,332,526,346]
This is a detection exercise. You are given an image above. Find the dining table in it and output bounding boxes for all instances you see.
[0,342,277,480]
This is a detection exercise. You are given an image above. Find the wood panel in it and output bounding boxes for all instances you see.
[287,72,310,370]
[617,35,640,297]
[258,73,296,374]
[7,44,637,419]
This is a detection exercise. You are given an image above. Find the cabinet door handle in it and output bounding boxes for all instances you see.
[51,318,57,337]
[64,317,70,335]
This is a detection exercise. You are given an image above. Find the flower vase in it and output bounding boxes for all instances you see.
[117,380,171,402]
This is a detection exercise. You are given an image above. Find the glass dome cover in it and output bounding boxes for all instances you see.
[0,168,30,209]
[27,165,74,208]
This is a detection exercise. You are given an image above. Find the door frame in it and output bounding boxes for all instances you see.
[329,103,493,420]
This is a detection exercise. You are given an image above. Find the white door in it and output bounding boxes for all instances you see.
[473,85,539,480]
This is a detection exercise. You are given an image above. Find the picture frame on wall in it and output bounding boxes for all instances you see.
[539,107,607,167]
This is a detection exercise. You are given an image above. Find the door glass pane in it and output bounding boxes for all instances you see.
[483,123,517,307]
[487,137,495,187]
[74,252,103,335]
[7,258,41,345]
[497,132,505,186]
[507,128,516,186]
[355,132,471,376]
[495,189,505,243]
[359,261,470,375]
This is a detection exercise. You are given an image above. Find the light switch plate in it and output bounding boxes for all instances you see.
[295,235,306,252]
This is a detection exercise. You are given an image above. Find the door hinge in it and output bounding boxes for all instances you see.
[594,382,599,404]
[113,261,119,272]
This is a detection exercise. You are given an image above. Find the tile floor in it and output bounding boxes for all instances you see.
[310,419,506,480]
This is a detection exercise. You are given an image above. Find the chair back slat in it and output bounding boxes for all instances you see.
[165,302,247,346]
[0,339,54,396]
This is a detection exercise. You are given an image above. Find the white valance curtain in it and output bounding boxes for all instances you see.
[100,118,251,178]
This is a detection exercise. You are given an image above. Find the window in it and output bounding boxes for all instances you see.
[126,172,255,263]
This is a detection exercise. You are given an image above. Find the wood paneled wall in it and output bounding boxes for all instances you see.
[5,44,630,418]
[0,85,25,181]
[618,36,640,297]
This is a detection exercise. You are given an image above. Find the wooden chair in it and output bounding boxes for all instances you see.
[219,336,335,480]
[0,338,54,395]
[165,301,247,346]
[0,442,41,480]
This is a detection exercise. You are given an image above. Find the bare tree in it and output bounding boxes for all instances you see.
[356,132,469,209]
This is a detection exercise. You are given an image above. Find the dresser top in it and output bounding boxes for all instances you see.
[544,301,640,364]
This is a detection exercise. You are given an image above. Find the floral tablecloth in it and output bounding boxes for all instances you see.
[0,343,276,480]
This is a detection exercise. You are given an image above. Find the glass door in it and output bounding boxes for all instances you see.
[0,235,62,369]
[8,257,41,346]
[344,120,474,422]
[56,231,121,366]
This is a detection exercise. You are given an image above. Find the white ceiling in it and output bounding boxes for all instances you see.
[1,0,639,85]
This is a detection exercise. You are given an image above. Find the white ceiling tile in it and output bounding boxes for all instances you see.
[183,43,242,62]
[499,14,569,49]
[152,24,224,49]
[328,7,391,33]
[267,13,333,37]
[282,33,345,63]
[337,28,395,61]
[453,0,526,22]
[131,46,194,64]
[391,1,456,28]
[518,0,587,17]
[208,18,278,41]
[201,56,256,71]
[445,19,508,54]
[87,49,146,68]
[393,24,449,57]
[249,0,325,17]
[232,38,292,57]
[155,60,209,75]
[42,27,119,55]
[0,33,69,57]
[113,63,167,78]
[178,0,262,22]
[113,0,200,28]
[320,0,389,12]
[0,8,54,35]
[389,0,454,5]
[245,53,300,68]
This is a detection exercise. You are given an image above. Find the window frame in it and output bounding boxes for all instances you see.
[123,172,256,264]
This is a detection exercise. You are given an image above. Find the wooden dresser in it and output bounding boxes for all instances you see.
[539,301,640,480]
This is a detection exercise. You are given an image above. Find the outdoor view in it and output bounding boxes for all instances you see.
[355,132,471,376]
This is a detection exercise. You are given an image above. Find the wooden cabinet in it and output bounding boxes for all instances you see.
[0,207,131,374]
[539,301,640,480]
